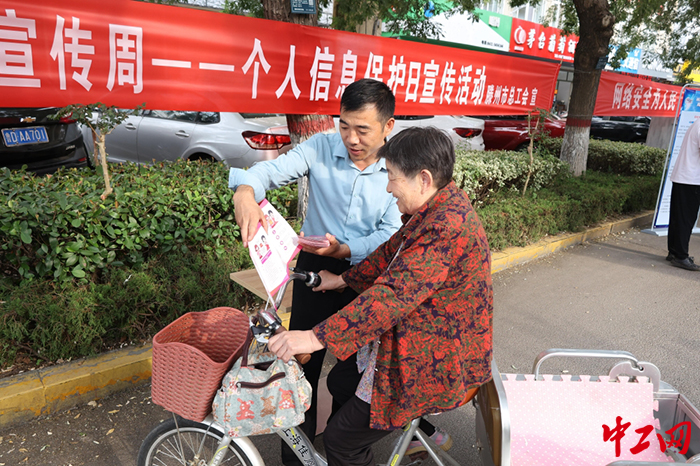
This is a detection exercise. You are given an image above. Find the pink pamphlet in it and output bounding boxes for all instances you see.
[248,200,302,303]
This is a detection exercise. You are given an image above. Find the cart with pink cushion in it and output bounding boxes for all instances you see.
[475,349,700,466]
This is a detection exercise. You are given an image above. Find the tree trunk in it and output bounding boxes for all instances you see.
[561,0,615,176]
[91,128,100,168]
[286,115,335,222]
[261,0,316,24]
[96,137,113,200]
[262,0,336,223]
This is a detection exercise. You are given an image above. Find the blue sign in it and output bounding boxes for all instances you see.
[606,46,642,74]
[291,0,315,14]
[617,48,642,74]
[424,1,435,18]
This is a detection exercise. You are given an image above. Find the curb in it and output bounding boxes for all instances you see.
[0,211,654,429]
[490,211,655,274]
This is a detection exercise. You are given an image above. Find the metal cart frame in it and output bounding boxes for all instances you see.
[475,349,700,466]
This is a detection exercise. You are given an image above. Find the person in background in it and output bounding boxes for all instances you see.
[667,117,700,271]
[269,126,494,466]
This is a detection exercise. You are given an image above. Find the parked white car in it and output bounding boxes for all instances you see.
[101,111,291,168]
[97,111,484,169]
[393,115,485,151]
[334,115,485,151]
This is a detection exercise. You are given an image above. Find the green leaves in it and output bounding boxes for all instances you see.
[453,148,568,206]
[0,160,298,285]
[20,229,32,244]
[538,138,666,176]
[51,102,145,136]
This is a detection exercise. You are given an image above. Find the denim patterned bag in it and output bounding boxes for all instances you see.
[212,336,311,437]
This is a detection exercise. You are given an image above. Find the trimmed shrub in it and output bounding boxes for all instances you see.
[477,171,661,250]
[0,141,664,367]
[453,149,569,205]
[0,246,258,366]
[538,137,666,175]
[0,161,297,285]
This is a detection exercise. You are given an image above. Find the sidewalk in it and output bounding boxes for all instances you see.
[0,211,656,428]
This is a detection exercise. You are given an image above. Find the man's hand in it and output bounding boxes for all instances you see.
[233,185,266,246]
[268,330,324,364]
[314,270,347,292]
[300,233,351,260]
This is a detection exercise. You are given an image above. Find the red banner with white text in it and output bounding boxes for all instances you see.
[594,71,683,117]
[0,0,561,115]
[510,18,578,63]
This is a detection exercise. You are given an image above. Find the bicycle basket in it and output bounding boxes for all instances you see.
[151,307,250,422]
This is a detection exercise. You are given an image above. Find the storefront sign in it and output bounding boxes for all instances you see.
[1,0,561,116]
[509,18,577,63]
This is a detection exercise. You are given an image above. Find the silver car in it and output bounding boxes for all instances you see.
[103,111,291,168]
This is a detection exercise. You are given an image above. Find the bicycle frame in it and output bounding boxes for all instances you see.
[183,414,266,466]
[155,269,464,466]
[192,413,462,466]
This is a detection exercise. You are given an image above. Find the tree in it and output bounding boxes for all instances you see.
[510,0,700,176]
[53,103,143,199]
[551,0,615,176]
[332,0,475,37]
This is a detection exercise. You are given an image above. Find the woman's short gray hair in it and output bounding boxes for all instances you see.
[378,126,455,189]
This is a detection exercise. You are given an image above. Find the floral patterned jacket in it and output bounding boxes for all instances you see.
[314,181,493,430]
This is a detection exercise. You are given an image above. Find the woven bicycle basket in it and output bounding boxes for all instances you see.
[151,307,250,422]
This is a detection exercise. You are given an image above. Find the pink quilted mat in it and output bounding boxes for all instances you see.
[502,374,672,465]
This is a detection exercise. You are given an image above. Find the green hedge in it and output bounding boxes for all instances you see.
[0,247,254,365]
[477,171,661,250]
[0,161,297,284]
[538,137,667,176]
[0,142,663,367]
[453,149,569,205]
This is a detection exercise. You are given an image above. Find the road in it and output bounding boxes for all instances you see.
[0,228,698,466]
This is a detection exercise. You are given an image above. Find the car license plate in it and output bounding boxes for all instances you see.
[2,126,49,147]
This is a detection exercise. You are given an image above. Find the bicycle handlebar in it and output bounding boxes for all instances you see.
[254,267,322,365]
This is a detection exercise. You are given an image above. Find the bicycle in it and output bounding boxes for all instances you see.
[137,267,474,466]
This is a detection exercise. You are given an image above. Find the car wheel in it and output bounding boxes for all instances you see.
[189,153,215,163]
[85,142,96,169]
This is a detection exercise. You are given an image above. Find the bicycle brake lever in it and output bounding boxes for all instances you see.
[259,307,282,328]
[251,324,272,344]
[251,307,282,344]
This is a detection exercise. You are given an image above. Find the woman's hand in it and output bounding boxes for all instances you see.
[268,330,324,363]
[313,270,347,292]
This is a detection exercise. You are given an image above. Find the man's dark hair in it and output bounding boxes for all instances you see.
[340,79,395,124]
[378,126,455,189]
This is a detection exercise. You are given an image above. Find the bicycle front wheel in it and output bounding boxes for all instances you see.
[137,416,255,466]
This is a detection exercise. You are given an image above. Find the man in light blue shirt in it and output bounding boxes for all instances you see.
[229,79,401,465]
[228,123,400,264]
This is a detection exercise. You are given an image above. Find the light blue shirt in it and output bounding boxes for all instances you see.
[228,132,401,264]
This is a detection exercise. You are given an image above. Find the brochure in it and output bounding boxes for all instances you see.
[248,200,302,302]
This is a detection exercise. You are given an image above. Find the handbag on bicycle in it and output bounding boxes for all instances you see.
[212,332,312,438]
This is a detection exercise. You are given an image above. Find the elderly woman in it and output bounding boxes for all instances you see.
[269,126,493,466]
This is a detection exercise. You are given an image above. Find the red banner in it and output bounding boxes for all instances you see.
[594,71,683,117]
[0,0,560,116]
[509,18,578,63]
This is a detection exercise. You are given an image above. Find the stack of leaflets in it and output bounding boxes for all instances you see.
[297,235,331,248]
